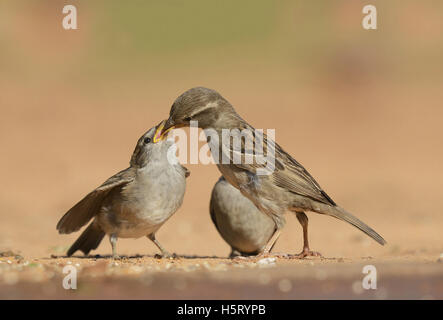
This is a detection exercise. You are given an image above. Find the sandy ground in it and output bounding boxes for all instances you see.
[1,2,443,299]
[1,79,443,299]
[1,2,442,300]
[1,254,442,299]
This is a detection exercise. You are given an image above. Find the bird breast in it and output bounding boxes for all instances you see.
[130,163,186,223]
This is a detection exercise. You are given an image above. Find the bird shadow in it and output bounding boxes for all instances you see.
[46,253,343,262]
[46,253,229,261]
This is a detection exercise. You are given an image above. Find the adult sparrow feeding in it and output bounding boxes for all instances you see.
[57,121,189,259]
[161,87,386,258]
[210,176,277,257]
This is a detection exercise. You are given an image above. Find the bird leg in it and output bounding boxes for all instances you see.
[262,228,281,254]
[109,234,120,259]
[147,233,173,258]
[294,212,321,258]
[257,229,292,259]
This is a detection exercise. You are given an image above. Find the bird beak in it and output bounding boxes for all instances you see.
[162,117,176,132]
[156,117,185,142]
[153,120,171,143]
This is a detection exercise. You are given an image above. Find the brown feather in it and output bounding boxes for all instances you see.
[56,168,135,234]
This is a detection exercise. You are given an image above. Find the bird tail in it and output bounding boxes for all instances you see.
[313,204,386,245]
[67,222,105,257]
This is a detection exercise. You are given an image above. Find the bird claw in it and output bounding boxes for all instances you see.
[288,249,322,259]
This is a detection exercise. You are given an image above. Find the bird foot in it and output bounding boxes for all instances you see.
[112,255,121,260]
[288,248,322,259]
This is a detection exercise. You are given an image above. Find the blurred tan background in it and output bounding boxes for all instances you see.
[1,0,442,261]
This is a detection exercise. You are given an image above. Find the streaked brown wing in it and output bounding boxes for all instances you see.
[271,144,336,205]
[56,167,135,234]
[224,129,335,206]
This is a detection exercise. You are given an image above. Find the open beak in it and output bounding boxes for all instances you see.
[153,120,171,143]
[154,118,186,142]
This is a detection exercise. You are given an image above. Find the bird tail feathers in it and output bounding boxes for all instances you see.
[67,223,105,257]
[313,204,386,246]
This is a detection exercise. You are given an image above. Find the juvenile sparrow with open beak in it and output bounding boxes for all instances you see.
[160,87,386,258]
[57,120,189,259]
[210,176,277,257]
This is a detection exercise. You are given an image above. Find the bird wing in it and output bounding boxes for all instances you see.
[270,145,336,206]
[223,129,335,206]
[56,167,135,234]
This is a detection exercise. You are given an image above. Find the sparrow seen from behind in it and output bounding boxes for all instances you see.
[210,176,277,257]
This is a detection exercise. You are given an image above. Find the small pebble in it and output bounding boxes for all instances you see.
[257,257,276,265]
[183,265,198,272]
[212,263,228,271]
[129,266,143,273]
[0,251,15,257]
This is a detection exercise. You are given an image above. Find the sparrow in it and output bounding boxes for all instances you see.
[210,176,277,257]
[56,120,189,259]
[160,87,386,258]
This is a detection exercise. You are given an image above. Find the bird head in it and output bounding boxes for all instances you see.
[130,120,174,167]
[160,87,238,137]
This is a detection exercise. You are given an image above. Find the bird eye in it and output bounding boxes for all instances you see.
[184,116,192,122]
[144,137,151,144]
